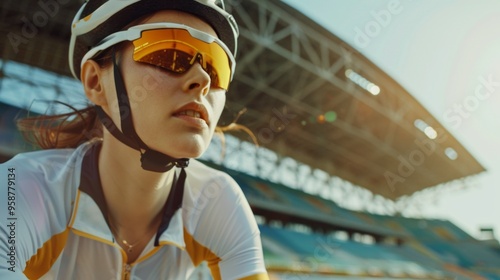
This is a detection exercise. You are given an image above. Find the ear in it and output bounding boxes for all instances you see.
[81,59,108,106]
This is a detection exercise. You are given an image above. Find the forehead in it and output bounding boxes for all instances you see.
[140,10,218,38]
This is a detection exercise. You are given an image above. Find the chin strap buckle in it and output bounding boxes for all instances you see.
[174,158,189,168]
[140,149,189,173]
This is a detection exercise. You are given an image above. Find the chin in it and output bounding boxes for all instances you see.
[156,139,208,159]
[169,148,205,159]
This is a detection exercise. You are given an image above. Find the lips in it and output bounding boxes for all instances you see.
[173,102,210,125]
[176,110,202,119]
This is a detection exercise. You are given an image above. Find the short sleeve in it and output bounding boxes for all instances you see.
[191,173,268,280]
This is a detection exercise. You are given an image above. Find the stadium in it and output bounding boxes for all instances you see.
[1,0,500,279]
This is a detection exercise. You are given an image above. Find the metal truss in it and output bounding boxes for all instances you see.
[226,0,417,182]
[223,0,481,200]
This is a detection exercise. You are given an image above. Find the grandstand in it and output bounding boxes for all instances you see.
[218,163,500,279]
[1,0,499,279]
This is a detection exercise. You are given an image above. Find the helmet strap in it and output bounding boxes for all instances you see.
[94,49,189,172]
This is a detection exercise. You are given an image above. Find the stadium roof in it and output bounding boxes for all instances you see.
[0,0,485,200]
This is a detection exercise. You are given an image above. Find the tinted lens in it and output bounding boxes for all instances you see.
[132,29,231,90]
[138,49,194,73]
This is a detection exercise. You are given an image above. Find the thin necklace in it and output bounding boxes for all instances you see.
[121,239,140,253]
[108,218,154,253]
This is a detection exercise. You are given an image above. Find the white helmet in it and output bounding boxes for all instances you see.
[68,0,239,79]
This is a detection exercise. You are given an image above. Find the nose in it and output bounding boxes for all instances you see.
[182,62,211,96]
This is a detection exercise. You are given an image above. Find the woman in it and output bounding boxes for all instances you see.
[0,0,268,279]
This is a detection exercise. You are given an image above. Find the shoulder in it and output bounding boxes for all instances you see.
[5,140,98,168]
[185,159,232,180]
[0,141,100,270]
[1,140,98,192]
[181,162,266,278]
[182,160,248,223]
[184,159,241,195]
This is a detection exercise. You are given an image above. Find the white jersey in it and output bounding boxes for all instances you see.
[0,140,268,280]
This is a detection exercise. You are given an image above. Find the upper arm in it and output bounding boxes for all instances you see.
[0,155,75,279]
[190,174,268,280]
[0,164,32,279]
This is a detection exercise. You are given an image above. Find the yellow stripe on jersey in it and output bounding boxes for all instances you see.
[184,227,222,279]
[183,228,269,280]
[240,273,270,280]
[23,228,70,279]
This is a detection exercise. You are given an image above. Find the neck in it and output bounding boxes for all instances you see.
[98,133,175,232]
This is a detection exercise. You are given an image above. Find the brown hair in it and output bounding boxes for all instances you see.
[214,108,258,158]
[17,13,152,149]
[17,102,102,149]
[16,46,113,150]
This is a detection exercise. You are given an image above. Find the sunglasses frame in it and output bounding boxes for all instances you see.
[80,22,236,85]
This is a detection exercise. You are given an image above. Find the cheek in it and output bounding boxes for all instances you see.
[122,64,165,110]
[211,91,227,120]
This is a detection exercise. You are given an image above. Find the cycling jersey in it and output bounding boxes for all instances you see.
[0,139,268,279]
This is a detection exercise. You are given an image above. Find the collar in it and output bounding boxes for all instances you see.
[68,142,186,249]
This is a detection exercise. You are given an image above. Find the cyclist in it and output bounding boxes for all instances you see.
[0,0,268,279]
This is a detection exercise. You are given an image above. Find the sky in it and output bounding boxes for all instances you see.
[282,0,500,239]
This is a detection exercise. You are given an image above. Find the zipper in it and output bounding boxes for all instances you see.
[116,239,132,280]
[123,263,131,280]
